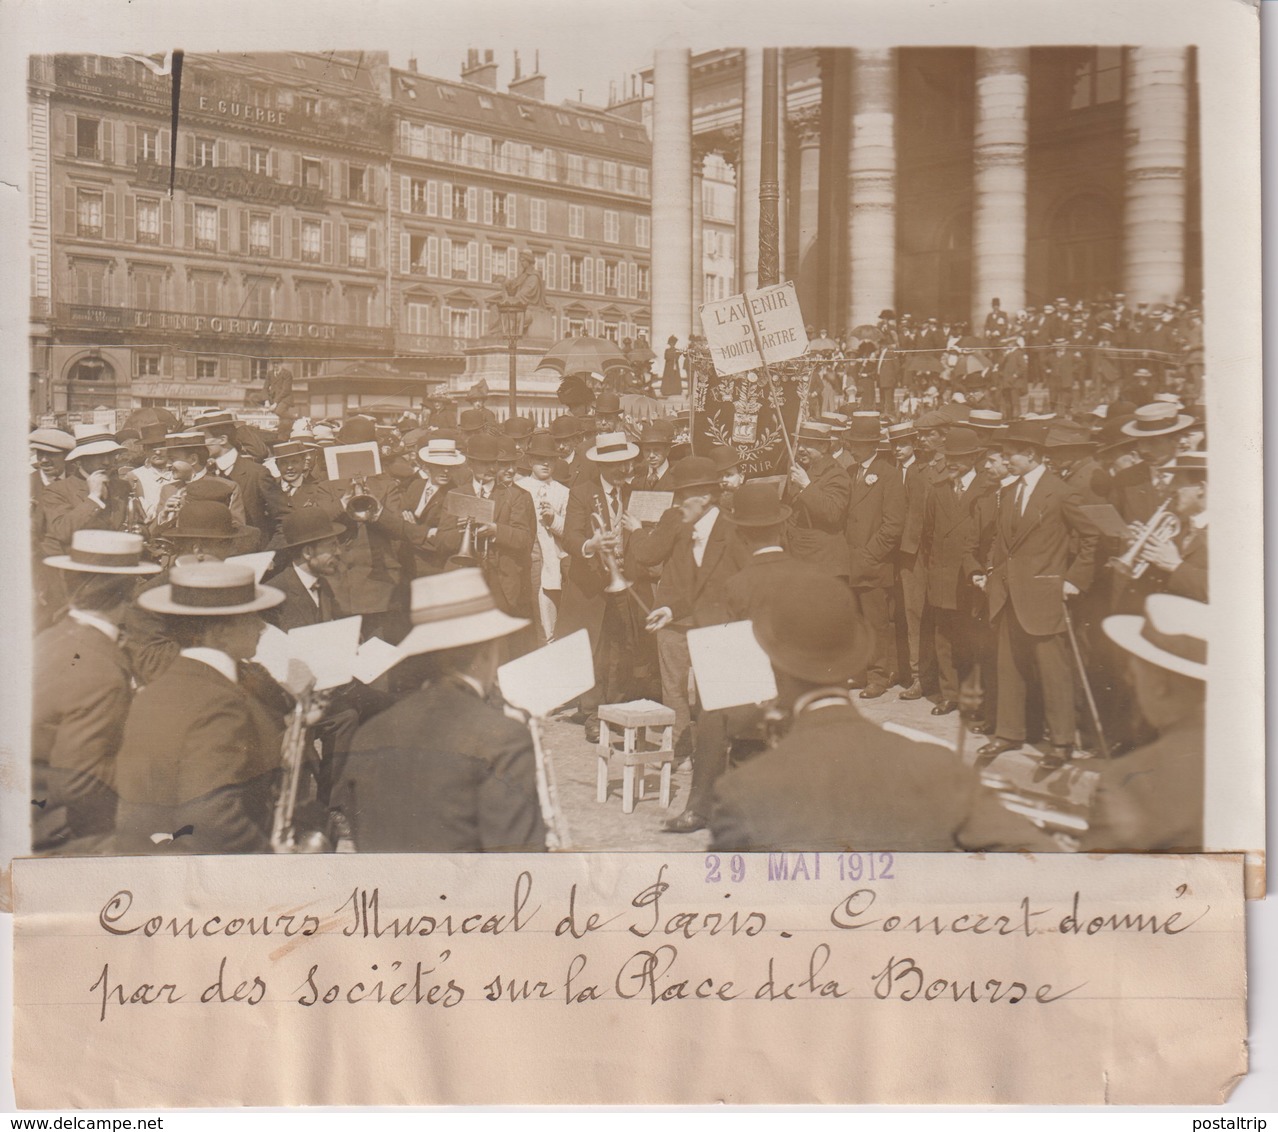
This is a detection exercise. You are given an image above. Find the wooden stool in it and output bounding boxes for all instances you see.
[596,699,676,814]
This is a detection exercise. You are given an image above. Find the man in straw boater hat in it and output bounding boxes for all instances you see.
[29,426,77,627]
[960,593,1208,854]
[153,430,250,535]
[33,530,161,853]
[784,421,851,579]
[112,561,288,854]
[39,423,130,557]
[709,574,976,853]
[333,569,547,853]
[1109,401,1196,525]
[975,420,1100,773]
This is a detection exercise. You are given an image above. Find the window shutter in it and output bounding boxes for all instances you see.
[400,232,410,275]
[483,190,493,226]
[322,220,333,264]
[338,223,349,267]
[215,139,227,168]
[272,214,282,258]
[369,226,380,269]
[184,202,194,249]
[101,122,114,164]
[104,191,117,240]
[63,186,76,235]
[427,181,438,217]
[630,263,638,299]
[340,161,350,201]
[507,195,517,229]
[185,133,195,167]
[544,254,556,290]
[596,258,605,294]
[276,150,291,183]
[158,129,171,165]
[218,206,229,252]
[482,243,492,283]
[441,182,452,219]
[583,257,593,293]
[123,194,136,242]
[160,198,173,246]
[427,236,439,277]
[239,209,249,254]
[400,175,410,213]
[327,159,339,200]
[440,238,452,276]
[561,253,570,289]
[467,309,479,339]
[125,124,137,166]
[291,217,301,259]
[399,119,410,153]
[466,187,477,221]
[467,241,478,282]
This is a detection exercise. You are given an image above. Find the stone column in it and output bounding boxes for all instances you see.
[740,48,764,291]
[1124,47,1189,304]
[793,106,823,321]
[650,48,693,349]
[971,48,1029,327]
[846,48,897,329]
[776,50,788,283]
[691,149,705,329]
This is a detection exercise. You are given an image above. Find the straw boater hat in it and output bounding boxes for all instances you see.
[44,530,161,575]
[586,431,639,463]
[161,430,209,452]
[753,574,872,684]
[796,421,833,444]
[66,424,126,462]
[885,421,916,443]
[138,560,284,616]
[397,568,528,657]
[29,428,76,454]
[418,437,467,466]
[1102,593,1207,682]
[1161,450,1208,478]
[193,409,238,436]
[723,481,791,527]
[1121,402,1194,438]
[968,409,1006,431]
[273,439,316,461]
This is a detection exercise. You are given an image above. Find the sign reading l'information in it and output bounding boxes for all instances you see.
[700,281,809,375]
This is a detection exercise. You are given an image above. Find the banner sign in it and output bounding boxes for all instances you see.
[699,282,809,377]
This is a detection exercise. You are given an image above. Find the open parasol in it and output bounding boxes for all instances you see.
[538,336,631,377]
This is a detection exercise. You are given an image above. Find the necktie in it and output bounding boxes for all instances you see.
[415,483,434,518]
[311,579,332,621]
[1009,476,1025,532]
[691,528,704,567]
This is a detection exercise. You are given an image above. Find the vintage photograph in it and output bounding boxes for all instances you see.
[24,42,1223,860]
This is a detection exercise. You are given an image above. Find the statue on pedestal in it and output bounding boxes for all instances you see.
[487,252,552,341]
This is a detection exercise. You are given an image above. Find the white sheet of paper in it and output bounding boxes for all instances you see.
[251,621,294,685]
[286,616,362,691]
[350,636,405,686]
[687,620,778,710]
[626,490,674,524]
[226,550,277,583]
[498,629,595,719]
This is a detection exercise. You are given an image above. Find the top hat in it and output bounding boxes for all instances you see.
[723,481,791,527]
[1120,403,1194,438]
[502,416,535,439]
[418,438,467,466]
[525,433,558,461]
[44,529,161,575]
[942,427,984,458]
[67,424,126,462]
[1102,593,1207,682]
[277,508,346,550]
[753,575,873,683]
[397,568,529,658]
[549,415,583,440]
[586,431,639,463]
[465,433,501,462]
[595,391,622,415]
[137,560,285,617]
[337,417,378,445]
[29,428,76,454]
[669,456,721,493]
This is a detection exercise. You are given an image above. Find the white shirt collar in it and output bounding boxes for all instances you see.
[68,607,120,643]
[1191,510,1208,530]
[1019,462,1047,495]
[899,454,916,470]
[1000,473,1018,488]
[455,673,485,700]
[692,505,720,542]
[180,647,239,684]
[292,561,321,604]
[753,545,784,556]
[214,449,238,474]
[959,468,977,490]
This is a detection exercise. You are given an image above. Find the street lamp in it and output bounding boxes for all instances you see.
[495,300,524,417]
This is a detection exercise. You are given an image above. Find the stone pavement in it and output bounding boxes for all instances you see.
[542,689,1098,851]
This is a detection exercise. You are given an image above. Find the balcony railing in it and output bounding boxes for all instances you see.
[396,332,472,355]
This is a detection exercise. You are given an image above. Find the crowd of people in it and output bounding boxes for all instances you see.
[28,296,1210,858]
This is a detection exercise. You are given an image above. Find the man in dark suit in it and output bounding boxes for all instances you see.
[194,409,286,541]
[113,561,288,854]
[273,438,340,517]
[40,425,130,557]
[334,569,547,852]
[389,436,462,577]
[263,509,347,631]
[633,420,677,490]
[920,427,997,716]
[642,457,749,833]
[785,422,850,578]
[977,421,1100,771]
[549,414,595,488]
[30,427,76,628]
[842,415,906,697]
[33,530,160,852]
[888,422,930,699]
[1134,451,1208,602]
[710,575,976,852]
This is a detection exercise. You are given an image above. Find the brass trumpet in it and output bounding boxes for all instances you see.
[450,517,480,567]
[345,474,383,523]
[591,497,630,595]
[1109,499,1181,580]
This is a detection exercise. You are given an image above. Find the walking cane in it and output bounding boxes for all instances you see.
[1062,603,1110,760]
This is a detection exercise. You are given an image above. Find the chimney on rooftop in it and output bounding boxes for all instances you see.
[461,47,498,89]
[508,47,545,101]
[407,56,418,73]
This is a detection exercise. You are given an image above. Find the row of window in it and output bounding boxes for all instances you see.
[402,300,647,344]
[129,355,328,383]
[397,122,650,198]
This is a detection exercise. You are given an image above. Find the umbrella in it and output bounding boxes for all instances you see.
[951,352,992,377]
[809,335,839,353]
[538,336,631,377]
[122,406,179,433]
[627,342,657,365]
[955,335,984,350]
[849,324,882,343]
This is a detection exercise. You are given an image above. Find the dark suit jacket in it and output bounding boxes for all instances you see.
[557,477,634,646]
[725,549,824,622]
[710,704,975,852]
[113,657,284,854]
[922,471,998,610]
[261,564,343,632]
[652,511,747,628]
[898,459,929,556]
[844,455,906,588]
[785,454,850,578]
[40,475,127,556]
[436,481,534,616]
[1111,462,1165,525]
[335,678,547,852]
[986,468,1099,636]
[326,473,407,616]
[32,618,132,845]
[221,451,286,538]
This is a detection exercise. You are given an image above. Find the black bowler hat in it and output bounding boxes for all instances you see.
[723,481,791,527]
[526,433,557,460]
[549,415,583,440]
[466,433,501,462]
[998,421,1049,450]
[754,575,873,683]
[277,508,346,550]
[669,456,721,493]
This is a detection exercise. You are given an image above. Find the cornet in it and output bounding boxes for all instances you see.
[345,474,383,523]
[1109,499,1182,580]
[450,517,480,567]
[591,497,630,595]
